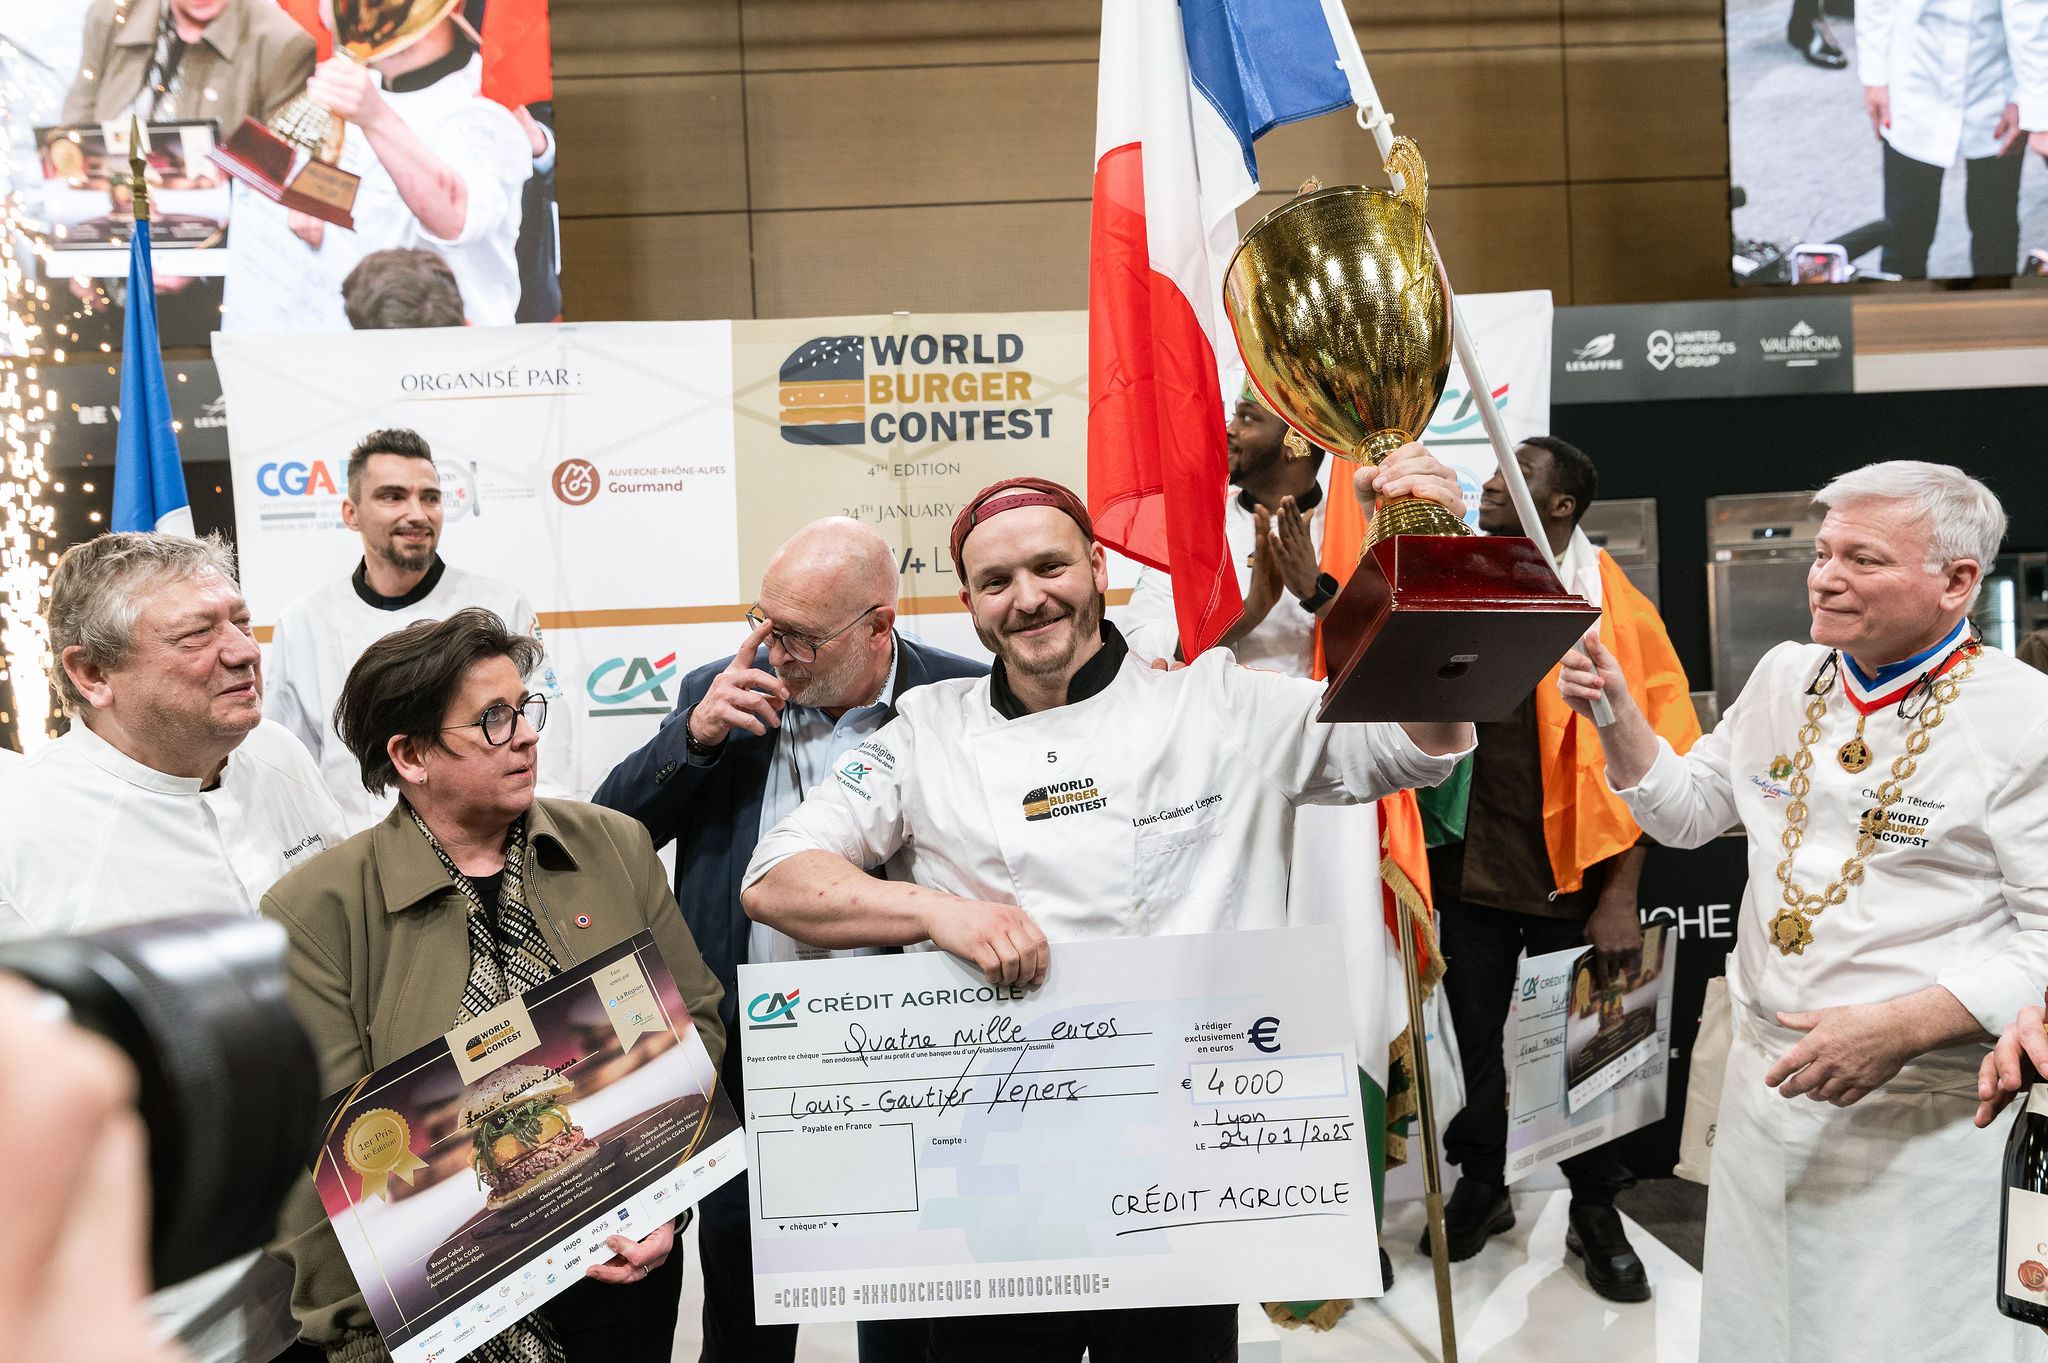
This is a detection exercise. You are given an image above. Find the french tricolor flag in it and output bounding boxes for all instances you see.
[1088,0,1372,656]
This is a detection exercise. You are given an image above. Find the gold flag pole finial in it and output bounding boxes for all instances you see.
[127,115,149,222]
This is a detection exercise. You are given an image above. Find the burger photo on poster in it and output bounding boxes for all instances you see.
[460,1063,601,1211]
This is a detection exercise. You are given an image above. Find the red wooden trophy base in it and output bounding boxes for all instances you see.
[1318,535,1601,723]
[211,119,358,231]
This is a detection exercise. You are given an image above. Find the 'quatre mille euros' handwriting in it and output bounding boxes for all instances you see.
[758,1014,1141,1119]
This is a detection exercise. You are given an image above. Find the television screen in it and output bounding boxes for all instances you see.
[1725,0,2048,284]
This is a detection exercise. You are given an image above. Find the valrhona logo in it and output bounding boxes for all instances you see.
[1022,778,1106,821]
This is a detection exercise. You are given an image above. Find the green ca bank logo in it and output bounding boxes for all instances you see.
[747,990,801,1029]
[588,652,677,718]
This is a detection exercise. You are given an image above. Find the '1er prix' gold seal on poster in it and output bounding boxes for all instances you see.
[344,1109,429,1201]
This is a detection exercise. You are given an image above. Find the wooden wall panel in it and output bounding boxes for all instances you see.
[1253,47,1568,190]
[551,0,739,78]
[739,0,1099,70]
[1568,178,1734,303]
[1341,0,1561,51]
[555,0,1754,320]
[743,63,1096,211]
[554,75,750,217]
[749,202,1092,318]
[1563,42,1727,182]
[560,213,756,321]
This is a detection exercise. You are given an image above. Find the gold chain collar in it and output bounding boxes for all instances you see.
[1768,648,1977,956]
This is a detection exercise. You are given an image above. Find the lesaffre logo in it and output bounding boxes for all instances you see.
[748,989,801,1029]
[1758,318,1844,368]
[552,459,599,505]
[256,459,340,496]
[1565,333,1622,373]
[776,331,1052,449]
[1022,778,1106,821]
[588,653,677,717]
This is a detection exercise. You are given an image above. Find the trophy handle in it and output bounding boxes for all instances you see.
[1384,137,1427,217]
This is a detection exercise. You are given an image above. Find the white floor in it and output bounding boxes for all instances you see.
[667,1189,1701,1362]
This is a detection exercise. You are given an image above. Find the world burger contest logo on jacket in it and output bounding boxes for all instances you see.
[1022,778,1106,821]
[778,333,1056,447]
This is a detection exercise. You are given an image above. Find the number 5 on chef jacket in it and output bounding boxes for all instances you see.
[738,926,1380,1322]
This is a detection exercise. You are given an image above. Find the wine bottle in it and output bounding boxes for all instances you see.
[1999,1053,2048,1326]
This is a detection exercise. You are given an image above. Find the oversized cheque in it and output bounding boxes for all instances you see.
[739,927,1378,1323]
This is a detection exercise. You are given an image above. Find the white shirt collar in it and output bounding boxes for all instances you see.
[67,717,224,795]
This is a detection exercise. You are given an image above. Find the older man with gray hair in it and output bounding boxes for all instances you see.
[1559,460,2048,1363]
[0,531,346,1363]
[594,515,985,1363]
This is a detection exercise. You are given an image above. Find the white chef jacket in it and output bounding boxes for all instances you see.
[265,560,579,833]
[1118,471,1332,674]
[0,718,346,938]
[1858,0,2048,165]
[222,52,529,332]
[743,636,1464,944]
[0,716,346,1363]
[1615,635,2048,1363]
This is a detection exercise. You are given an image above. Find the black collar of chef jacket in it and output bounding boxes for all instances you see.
[353,554,447,611]
[990,618,1129,720]
[1235,480,1322,516]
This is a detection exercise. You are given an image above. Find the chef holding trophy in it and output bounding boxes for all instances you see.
[212,0,531,331]
[739,134,1626,1361]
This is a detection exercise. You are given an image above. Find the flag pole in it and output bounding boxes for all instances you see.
[1338,58,1615,727]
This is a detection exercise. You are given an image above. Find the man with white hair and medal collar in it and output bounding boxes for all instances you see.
[1558,460,2048,1363]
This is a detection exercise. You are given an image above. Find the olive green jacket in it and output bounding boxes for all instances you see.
[62,0,316,134]
[260,798,727,1363]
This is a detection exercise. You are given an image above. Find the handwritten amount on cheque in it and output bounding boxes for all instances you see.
[753,1013,1359,1156]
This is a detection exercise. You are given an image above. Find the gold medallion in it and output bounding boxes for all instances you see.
[1836,737,1872,773]
[343,1108,428,1201]
[1768,909,1815,956]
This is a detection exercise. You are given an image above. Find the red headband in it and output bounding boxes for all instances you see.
[949,477,1095,579]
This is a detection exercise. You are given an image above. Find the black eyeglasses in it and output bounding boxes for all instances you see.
[442,693,547,746]
[745,604,882,664]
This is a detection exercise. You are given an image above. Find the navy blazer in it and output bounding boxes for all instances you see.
[591,633,986,1029]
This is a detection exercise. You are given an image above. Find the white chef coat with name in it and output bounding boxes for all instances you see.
[0,717,346,938]
[743,646,1463,943]
[222,52,530,332]
[1858,0,2047,166]
[1615,637,2048,1363]
[1118,472,1332,674]
[0,717,346,1363]
[266,562,579,832]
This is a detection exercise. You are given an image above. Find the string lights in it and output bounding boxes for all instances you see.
[1,32,63,748]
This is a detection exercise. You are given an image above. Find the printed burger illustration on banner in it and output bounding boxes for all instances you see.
[311,934,743,1363]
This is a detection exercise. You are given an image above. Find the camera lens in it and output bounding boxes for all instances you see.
[0,914,319,1288]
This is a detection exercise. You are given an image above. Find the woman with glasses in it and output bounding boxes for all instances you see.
[261,607,726,1363]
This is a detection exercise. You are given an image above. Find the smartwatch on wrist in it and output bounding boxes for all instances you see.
[1297,572,1339,613]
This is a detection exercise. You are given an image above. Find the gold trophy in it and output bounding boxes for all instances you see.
[210,0,463,230]
[1223,140,1599,722]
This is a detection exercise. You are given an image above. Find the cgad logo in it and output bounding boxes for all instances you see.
[587,652,677,718]
[255,459,340,497]
[777,332,1050,449]
[747,989,801,1030]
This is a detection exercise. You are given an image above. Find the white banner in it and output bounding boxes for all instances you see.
[1427,289,1554,523]
[215,295,1550,798]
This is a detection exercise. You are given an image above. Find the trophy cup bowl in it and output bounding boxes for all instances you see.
[1223,141,1599,723]
[210,0,464,230]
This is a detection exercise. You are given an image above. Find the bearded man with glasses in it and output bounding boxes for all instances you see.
[593,515,984,1363]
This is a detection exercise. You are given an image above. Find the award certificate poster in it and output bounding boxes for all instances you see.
[739,927,1378,1323]
[1506,926,1675,1184]
[313,933,744,1363]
